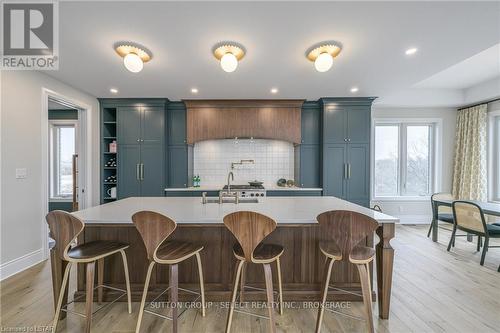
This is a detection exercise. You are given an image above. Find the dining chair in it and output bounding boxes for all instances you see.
[315,210,378,333]
[132,211,206,333]
[448,201,500,269]
[223,211,284,333]
[46,210,131,333]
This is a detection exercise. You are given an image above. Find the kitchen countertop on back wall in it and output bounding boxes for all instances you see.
[164,186,323,191]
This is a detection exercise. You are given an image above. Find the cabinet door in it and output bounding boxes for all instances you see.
[347,107,371,144]
[117,107,141,145]
[168,106,187,145]
[168,146,188,187]
[323,106,347,144]
[346,144,370,206]
[117,144,141,198]
[323,144,347,198]
[140,144,165,196]
[301,104,320,144]
[299,144,320,188]
[142,107,165,143]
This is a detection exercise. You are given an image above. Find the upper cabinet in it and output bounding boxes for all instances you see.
[321,98,374,144]
[118,105,164,144]
[184,100,304,144]
[301,101,321,144]
[168,102,187,145]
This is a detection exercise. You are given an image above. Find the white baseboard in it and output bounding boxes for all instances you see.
[396,215,432,225]
[0,248,44,281]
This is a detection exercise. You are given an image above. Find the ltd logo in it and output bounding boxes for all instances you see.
[1,1,58,69]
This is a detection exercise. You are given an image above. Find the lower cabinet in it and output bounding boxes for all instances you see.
[323,143,370,207]
[118,144,165,198]
[266,190,322,197]
[297,144,320,188]
[168,145,193,188]
[164,191,219,197]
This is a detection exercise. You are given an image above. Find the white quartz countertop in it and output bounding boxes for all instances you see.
[164,186,323,191]
[73,196,398,225]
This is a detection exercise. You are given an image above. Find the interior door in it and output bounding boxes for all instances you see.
[117,144,141,198]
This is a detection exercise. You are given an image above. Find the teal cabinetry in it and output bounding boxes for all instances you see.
[167,102,192,188]
[296,101,321,188]
[99,99,167,202]
[266,190,322,196]
[321,98,374,207]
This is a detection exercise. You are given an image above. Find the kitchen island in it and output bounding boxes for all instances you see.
[52,196,398,319]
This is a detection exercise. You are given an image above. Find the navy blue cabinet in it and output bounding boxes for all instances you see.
[167,102,192,188]
[321,98,374,207]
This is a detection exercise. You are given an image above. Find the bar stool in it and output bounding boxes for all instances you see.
[223,211,284,333]
[315,210,378,333]
[132,211,206,333]
[46,210,131,333]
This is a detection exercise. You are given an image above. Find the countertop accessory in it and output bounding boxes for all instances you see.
[286,180,295,187]
[277,178,287,187]
[248,180,263,187]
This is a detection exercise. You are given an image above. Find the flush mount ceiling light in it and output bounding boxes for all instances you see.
[213,43,245,73]
[115,44,152,73]
[307,42,342,72]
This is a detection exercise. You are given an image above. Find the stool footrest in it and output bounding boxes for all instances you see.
[233,308,270,320]
[143,286,201,321]
[61,284,126,318]
[328,285,363,298]
[325,308,366,321]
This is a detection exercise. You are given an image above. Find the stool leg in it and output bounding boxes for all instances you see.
[357,262,374,333]
[97,258,104,305]
[276,257,284,315]
[315,257,334,333]
[136,261,155,333]
[225,260,244,333]
[120,250,132,314]
[170,264,179,333]
[195,252,206,317]
[263,263,276,333]
[85,261,96,333]
[52,262,72,332]
[239,262,246,304]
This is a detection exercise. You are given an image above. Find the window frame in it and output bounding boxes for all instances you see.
[371,118,441,201]
[49,119,78,200]
[488,110,500,203]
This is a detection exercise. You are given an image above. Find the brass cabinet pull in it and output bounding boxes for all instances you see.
[344,163,347,179]
[140,163,144,180]
[136,164,140,181]
[348,164,351,179]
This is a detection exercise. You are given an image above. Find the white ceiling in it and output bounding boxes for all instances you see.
[45,1,500,106]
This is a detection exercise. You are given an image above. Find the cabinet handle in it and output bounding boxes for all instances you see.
[136,164,140,180]
[347,138,351,142]
[344,163,347,179]
[348,164,351,179]
[140,163,144,180]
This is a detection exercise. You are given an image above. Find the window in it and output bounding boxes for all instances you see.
[490,114,500,202]
[374,122,435,198]
[50,121,77,199]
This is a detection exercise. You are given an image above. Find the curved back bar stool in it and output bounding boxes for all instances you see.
[315,210,379,333]
[46,210,131,333]
[449,201,500,267]
[132,211,206,333]
[223,211,284,333]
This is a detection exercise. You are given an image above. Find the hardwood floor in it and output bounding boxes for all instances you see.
[1,225,499,332]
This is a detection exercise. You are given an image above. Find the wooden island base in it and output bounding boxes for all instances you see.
[53,223,394,319]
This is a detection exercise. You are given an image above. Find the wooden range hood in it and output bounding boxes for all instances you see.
[184,99,304,144]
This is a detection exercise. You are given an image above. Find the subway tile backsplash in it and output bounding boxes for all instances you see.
[193,139,294,186]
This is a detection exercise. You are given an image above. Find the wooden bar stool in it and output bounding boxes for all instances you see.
[315,210,378,333]
[132,211,206,333]
[223,211,284,333]
[46,210,131,333]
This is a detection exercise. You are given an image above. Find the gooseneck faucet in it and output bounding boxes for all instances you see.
[227,171,234,193]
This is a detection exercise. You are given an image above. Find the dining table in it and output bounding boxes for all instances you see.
[431,199,500,242]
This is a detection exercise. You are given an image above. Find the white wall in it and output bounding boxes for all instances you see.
[0,71,99,279]
[371,106,457,224]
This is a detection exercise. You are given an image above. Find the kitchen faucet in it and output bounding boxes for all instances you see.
[227,171,234,193]
[219,171,238,204]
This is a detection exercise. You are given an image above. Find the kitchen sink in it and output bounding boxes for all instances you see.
[204,198,259,204]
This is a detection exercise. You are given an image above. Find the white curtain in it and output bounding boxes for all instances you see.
[451,104,488,201]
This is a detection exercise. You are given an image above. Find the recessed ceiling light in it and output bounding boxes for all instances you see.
[270,88,278,94]
[350,87,359,93]
[110,88,118,94]
[191,88,199,94]
[405,47,418,55]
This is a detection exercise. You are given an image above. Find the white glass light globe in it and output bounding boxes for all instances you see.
[220,53,238,72]
[123,53,143,73]
[314,52,333,72]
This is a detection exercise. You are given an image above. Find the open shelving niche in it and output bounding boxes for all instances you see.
[101,107,117,203]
